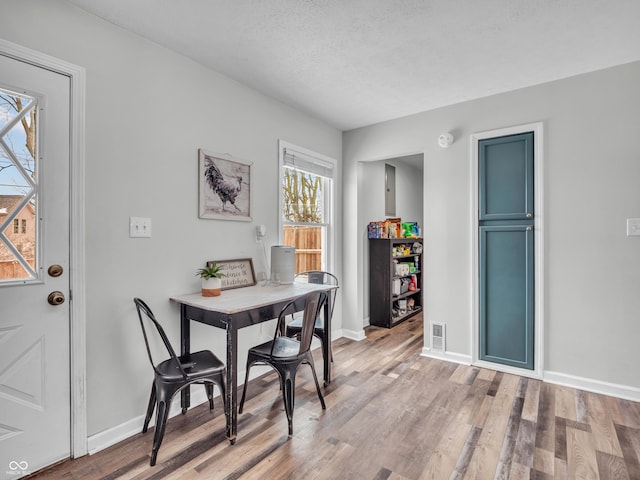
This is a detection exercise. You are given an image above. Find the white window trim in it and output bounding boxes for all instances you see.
[278,140,337,275]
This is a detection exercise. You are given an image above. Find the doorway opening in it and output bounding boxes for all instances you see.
[360,153,424,326]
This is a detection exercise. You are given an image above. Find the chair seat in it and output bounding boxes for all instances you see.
[156,350,225,382]
[287,315,323,331]
[249,336,301,359]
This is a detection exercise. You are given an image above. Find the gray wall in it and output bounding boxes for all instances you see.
[0,0,342,436]
[344,61,640,391]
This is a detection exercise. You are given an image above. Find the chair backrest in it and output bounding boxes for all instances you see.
[273,290,327,356]
[296,291,327,354]
[295,270,338,321]
[134,298,187,378]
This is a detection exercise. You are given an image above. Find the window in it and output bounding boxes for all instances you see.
[0,88,38,281]
[279,141,336,274]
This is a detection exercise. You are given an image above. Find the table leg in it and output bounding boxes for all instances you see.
[226,319,238,444]
[180,304,191,412]
[323,299,331,386]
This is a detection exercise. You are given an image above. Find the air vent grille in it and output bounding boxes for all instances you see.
[431,322,445,352]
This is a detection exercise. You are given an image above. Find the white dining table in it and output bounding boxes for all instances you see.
[170,282,336,444]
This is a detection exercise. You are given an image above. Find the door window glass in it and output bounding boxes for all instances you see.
[0,88,38,282]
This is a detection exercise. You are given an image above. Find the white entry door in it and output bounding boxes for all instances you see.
[0,53,71,478]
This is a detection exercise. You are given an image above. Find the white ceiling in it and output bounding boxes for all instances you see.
[65,0,640,131]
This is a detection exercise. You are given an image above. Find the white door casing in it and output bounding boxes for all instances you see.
[0,39,86,478]
[470,122,545,379]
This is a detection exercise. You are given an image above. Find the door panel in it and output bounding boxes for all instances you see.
[478,132,534,371]
[0,54,71,478]
[479,225,534,369]
[479,133,534,221]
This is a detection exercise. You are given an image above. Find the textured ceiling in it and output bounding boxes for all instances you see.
[65,0,640,131]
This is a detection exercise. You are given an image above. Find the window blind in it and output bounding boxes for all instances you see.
[283,148,334,179]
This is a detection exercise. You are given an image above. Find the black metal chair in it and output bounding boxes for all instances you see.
[134,298,226,466]
[239,291,327,435]
[285,271,337,364]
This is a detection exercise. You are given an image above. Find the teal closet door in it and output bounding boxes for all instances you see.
[478,132,534,370]
[479,225,534,369]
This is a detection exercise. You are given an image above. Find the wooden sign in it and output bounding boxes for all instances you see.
[208,258,256,290]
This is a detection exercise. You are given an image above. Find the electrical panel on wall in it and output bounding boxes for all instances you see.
[385,163,396,216]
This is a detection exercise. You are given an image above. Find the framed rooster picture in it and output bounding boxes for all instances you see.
[198,149,252,221]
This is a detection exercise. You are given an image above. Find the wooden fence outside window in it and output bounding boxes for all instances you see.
[283,225,322,273]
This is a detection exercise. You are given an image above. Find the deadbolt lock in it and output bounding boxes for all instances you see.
[48,264,64,277]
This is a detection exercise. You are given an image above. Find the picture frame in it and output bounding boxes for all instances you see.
[199,149,252,221]
[207,258,256,290]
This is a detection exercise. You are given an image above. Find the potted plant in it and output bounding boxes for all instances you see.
[196,263,225,297]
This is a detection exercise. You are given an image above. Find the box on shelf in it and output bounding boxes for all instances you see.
[394,262,411,276]
[392,278,401,296]
[368,218,421,239]
[401,222,419,238]
[398,299,407,314]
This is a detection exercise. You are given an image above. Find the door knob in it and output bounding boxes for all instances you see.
[526,213,532,218]
[48,291,65,306]
[48,264,64,277]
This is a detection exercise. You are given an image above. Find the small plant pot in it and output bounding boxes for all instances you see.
[201,277,222,297]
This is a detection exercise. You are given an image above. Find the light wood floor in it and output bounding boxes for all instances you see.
[30,314,640,480]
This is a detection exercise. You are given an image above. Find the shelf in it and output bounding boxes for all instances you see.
[393,270,421,280]
[392,288,421,300]
[369,237,423,328]
[391,306,422,325]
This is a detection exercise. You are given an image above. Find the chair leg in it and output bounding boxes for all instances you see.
[308,360,326,410]
[205,383,214,410]
[150,400,170,466]
[282,375,295,436]
[239,363,252,414]
[142,383,156,433]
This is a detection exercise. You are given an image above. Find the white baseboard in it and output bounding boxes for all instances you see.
[87,332,353,455]
[421,348,471,365]
[87,365,271,455]
[87,387,212,455]
[473,358,542,380]
[341,328,366,341]
[544,370,640,403]
[90,343,640,455]
[420,348,640,402]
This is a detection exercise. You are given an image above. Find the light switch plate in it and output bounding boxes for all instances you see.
[130,217,152,237]
[626,218,640,237]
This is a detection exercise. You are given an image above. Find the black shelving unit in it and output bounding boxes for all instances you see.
[369,237,423,328]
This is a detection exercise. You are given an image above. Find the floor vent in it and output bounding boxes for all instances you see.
[431,322,445,352]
